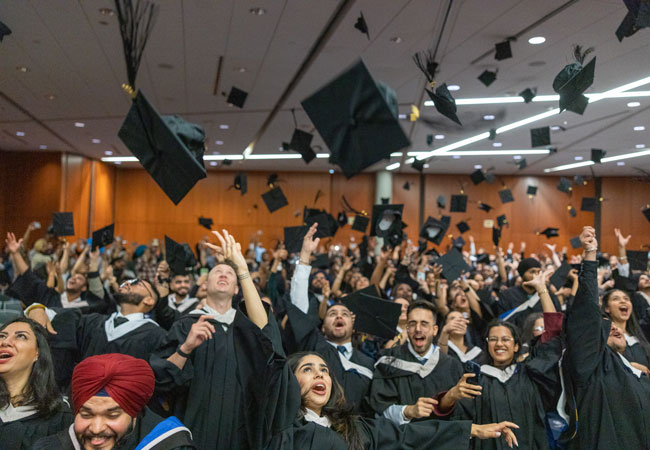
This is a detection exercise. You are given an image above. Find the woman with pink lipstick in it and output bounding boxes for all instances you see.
[0,318,71,450]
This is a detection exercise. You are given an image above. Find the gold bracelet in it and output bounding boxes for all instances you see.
[25,304,46,315]
[238,272,251,281]
[539,289,548,295]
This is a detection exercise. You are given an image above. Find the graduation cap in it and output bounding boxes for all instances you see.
[516,159,527,170]
[301,59,410,178]
[498,188,514,204]
[568,205,577,217]
[52,212,74,237]
[413,49,439,85]
[613,272,638,292]
[453,236,466,249]
[550,261,572,290]
[581,197,598,212]
[0,20,11,41]
[573,175,588,186]
[226,86,248,108]
[198,217,213,230]
[283,225,309,254]
[337,211,348,227]
[492,227,502,246]
[478,202,493,212]
[488,128,497,140]
[530,126,551,147]
[420,216,449,245]
[304,211,338,238]
[354,11,370,40]
[403,182,411,191]
[552,46,596,115]
[478,69,497,87]
[616,0,650,41]
[261,187,288,213]
[557,177,573,194]
[352,215,370,233]
[412,157,426,172]
[495,39,513,60]
[570,236,582,249]
[369,204,403,237]
[289,128,316,163]
[426,83,462,126]
[643,204,650,222]
[591,148,606,164]
[233,172,248,195]
[312,253,330,270]
[426,134,434,146]
[341,287,401,339]
[436,195,446,209]
[118,91,207,205]
[456,221,470,234]
[519,87,537,103]
[538,227,559,239]
[92,224,114,250]
[222,159,233,166]
[527,185,538,197]
[437,248,472,281]
[165,235,196,275]
[485,171,496,184]
[470,169,486,185]
[626,250,648,271]
[450,194,468,213]
[497,214,508,228]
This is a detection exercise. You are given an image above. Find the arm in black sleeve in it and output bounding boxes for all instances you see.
[6,269,60,307]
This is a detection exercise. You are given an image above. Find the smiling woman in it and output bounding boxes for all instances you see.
[0,318,72,450]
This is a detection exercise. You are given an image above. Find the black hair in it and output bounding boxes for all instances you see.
[520,312,544,348]
[601,289,650,359]
[484,319,522,365]
[0,317,63,417]
[287,352,363,450]
[407,300,438,322]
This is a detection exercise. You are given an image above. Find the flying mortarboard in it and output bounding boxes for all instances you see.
[519,87,537,103]
[495,40,513,60]
[453,236,466,249]
[627,250,649,271]
[616,0,650,41]
[301,59,410,178]
[498,188,514,204]
[261,187,288,213]
[426,134,434,146]
[304,211,338,238]
[437,195,446,209]
[165,235,196,275]
[226,86,248,108]
[233,172,247,195]
[267,173,279,188]
[470,169,486,185]
[550,261,572,290]
[312,253,330,270]
[354,11,370,40]
[290,129,316,163]
[568,205,577,217]
[426,83,462,126]
[516,159,527,170]
[581,197,598,212]
[450,194,468,213]
[478,69,497,87]
[497,214,508,228]
[552,46,596,115]
[352,215,370,233]
[198,217,213,230]
[0,20,11,41]
[337,212,348,227]
[437,248,472,281]
[643,204,650,222]
[478,202,493,212]
[492,227,501,246]
[570,236,582,249]
[92,224,115,250]
[52,212,75,237]
[420,216,449,245]
[591,148,606,163]
[530,126,551,147]
[557,177,573,194]
[488,128,497,140]
[403,182,411,191]
[369,204,403,237]
[412,158,426,172]
[456,221,470,234]
[341,287,401,339]
[283,225,310,254]
[538,227,559,239]
[527,185,538,196]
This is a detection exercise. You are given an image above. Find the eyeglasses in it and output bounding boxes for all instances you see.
[407,321,433,331]
[120,278,155,299]
[486,336,515,344]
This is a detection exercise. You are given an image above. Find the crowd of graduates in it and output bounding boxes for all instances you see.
[0,219,649,450]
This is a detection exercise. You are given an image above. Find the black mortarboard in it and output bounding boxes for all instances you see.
[627,250,649,271]
[485,172,496,184]
[568,206,577,217]
[304,212,337,238]
[290,129,316,163]
[52,212,74,237]
[470,169,486,185]
[337,211,348,227]
[516,158,527,170]
[426,134,434,145]
[438,248,472,281]
[198,217,213,230]
[283,225,309,254]
[380,197,390,205]
[450,194,468,213]
[557,177,572,194]
[261,187,288,213]
[369,204,403,237]
[570,236,582,249]
[437,195,446,209]
[92,224,114,250]
[233,172,248,195]
[165,235,196,275]
[495,40,513,61]
[456,221,470,234]
[581,197,598,212]
[478,69,497,87]
[499,188,514,204]
[574,175,587,185]
[352,215,370,233]
[341,287,401,339]
[403,182,411,191]
[553,52,596,115]
[492,227,501,246]
[527,185,538,196]
[497,214,508,228]
[301,59,410,178]
[530,126,551,147]
[453,236,466,249]
[412,158,426,172]
[118,91,207,205]
[0,21,11,41]
[222,159,233,166]
[643,204,650,222]
[616,0,650,41]
[420,216,449,246]
[267,173,279,188]
[354,11,370,40]
[488,128,497,140]
[226,86,248,108]
[550,261,572,290]
[614,273,638,292]
[478,202,493,212]
[519,87,536,103]
[426,83,462,126]
[591,148,606,163]
[312,253,330,269]
[539,227,559,238]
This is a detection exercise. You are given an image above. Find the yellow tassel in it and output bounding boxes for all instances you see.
[408,105,420,122]
[122,84,136,99]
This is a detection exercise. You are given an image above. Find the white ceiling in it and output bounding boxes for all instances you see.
[1,0,650,177]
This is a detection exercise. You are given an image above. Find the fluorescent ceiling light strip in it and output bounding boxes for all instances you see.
[203,155,244,161]
[544,161,595,173]
[496,109,559,134]
[385,162,401,170]
[418,132,490,159]
[424,91,650,107]
[102,156,138,162]
[409,149,550,156]
[601,148,650,162]
[246,153,302,160]
[316,153,330,158]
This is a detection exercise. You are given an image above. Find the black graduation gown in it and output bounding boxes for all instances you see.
[152,295,200,331]
[496,285,561,328]
[565,261,650,450]
[445,342,488,366]
[285,303,375,414]
[6,269,108,314]
[0,405,72,450]
[31,407,195,450]
[622,335,650,366]
[632,291,650,331]
[368,343,463,417]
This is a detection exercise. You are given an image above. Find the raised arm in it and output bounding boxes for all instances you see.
[522,267,556,313]
[5,232,29,276]
[614,228,631,277]
[332,254,353,296]
[289,223,319,314]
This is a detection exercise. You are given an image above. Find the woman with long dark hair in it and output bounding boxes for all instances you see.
[0,317,72,450]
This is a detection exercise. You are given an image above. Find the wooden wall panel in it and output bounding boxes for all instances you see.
[91,161,116,232]
[60,154,92,240]
[601,177,650,253]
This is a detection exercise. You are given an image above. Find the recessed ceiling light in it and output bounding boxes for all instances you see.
[16,66,28,73]
[453,155,461,159]
[447,85,460,91]
[99,8,114,16]
[492,142,502,147]
[474,164,482,169]
[75,122,85,128]
[528,36,546,45]
[209,161,218,166]
[114,161,121,165]
[104,150,113,155]
[483,114,495,120]
[92,138,101,144]
[16,131,25,136]
[617,161,625,166]
[389,36,402,44]
[574,156,584,161]
[329,169,335,174]
[249,7,266,15]
[434,134,445,140]
[215,140,224,145]
[627,101,641,107]
[45,94,56,101]
[398,114,407,119]
[212,151,220,155]
[219,124,229,129]
[550,125,561,131]
[634,125,645,131]
[39,145,47,150]
[513,155,522,160]
[234,66,247,73]
[636,144,645,148]
[423,163,430,168]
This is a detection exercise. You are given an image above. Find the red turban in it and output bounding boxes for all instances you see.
[71,353,155,418]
